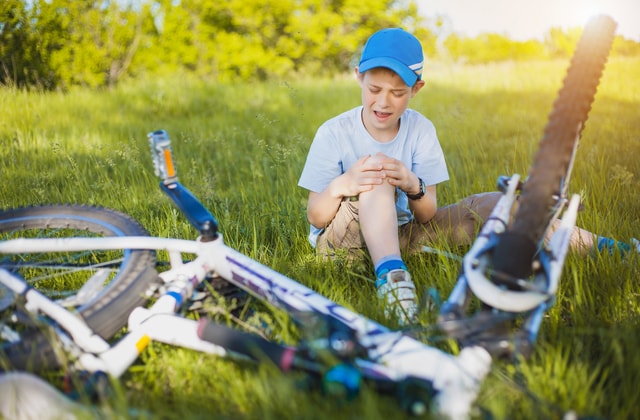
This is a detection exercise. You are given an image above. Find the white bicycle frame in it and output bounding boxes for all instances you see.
[0,128,583,419]
[0,230,491,418]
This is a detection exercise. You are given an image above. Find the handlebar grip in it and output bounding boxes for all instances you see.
[197,319,297,370]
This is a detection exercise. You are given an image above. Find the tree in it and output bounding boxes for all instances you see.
[148,0,426,81]
[1,0,152,89]
[545,27,582,58]
[611,35,640,57]
[0,0,61,88]
[442,32,547,64]
[0,0,433,89]
[43,0,151,88]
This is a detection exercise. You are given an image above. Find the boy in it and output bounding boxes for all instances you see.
[298,28,636,324]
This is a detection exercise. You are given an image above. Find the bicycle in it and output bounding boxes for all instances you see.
[0,15,617,419]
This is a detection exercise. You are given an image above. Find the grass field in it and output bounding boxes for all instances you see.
[1,57,639,419]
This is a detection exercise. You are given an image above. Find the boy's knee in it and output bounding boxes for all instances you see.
[359,181,395,204]
[460,191,502,222]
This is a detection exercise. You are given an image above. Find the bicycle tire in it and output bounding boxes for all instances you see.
[0,205,160,369]
[491,15,617,280]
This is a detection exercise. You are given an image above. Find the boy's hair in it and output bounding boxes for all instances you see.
[358,28,424,87]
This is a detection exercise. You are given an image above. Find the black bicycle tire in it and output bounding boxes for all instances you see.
[491,15,617,280]
[0,205,159,369]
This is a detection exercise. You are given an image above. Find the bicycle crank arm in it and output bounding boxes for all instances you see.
[149,129,219,241]
[160,181,219,241]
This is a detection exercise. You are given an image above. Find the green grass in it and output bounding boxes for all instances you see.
[1,57,639,419]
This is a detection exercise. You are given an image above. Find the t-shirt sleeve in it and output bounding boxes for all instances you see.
[411,118,449,186]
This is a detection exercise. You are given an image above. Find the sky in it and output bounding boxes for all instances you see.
[418,0,640,41]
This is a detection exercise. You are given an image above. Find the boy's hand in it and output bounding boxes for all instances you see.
[372,153,419,194]
[337,155,386,197]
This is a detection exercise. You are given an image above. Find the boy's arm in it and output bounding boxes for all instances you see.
[408,184,438,224]
[306,189,342,229]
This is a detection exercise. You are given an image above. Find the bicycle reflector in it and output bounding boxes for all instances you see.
[148,130,178,184]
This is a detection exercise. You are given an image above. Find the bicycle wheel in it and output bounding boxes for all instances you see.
[0,205,159,369]
[491,15,617,280]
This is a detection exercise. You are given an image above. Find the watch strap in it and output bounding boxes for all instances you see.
[406,177,425,200]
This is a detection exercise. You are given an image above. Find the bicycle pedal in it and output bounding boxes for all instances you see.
[191,291,207,301]
[187,300,204,311]
[421,287,441,313]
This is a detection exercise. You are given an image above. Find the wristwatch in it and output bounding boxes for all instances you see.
[406,177,426,200]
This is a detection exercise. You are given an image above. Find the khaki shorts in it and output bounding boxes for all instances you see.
[315,191,502,256]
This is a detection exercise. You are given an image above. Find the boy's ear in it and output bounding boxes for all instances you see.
[355,67,365,82]
[411,79,426,96]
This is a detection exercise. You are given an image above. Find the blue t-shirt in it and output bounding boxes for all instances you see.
[298,106,449,247]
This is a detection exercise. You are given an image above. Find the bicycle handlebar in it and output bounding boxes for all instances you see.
[196,319,300,370]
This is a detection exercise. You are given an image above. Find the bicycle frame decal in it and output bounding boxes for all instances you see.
[225,252,388,336]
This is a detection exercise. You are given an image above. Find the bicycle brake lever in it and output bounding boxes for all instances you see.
[496,175,524,193]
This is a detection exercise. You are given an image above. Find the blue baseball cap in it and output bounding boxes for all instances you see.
[358,28,424,87]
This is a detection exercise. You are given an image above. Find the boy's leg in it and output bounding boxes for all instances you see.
[316,183,417,323]
[316,182,404,264]
[400,191,630,256]
[401,191,501,253]
[315,198,366,259]
[359,182,417,324]
[358,181,401,264]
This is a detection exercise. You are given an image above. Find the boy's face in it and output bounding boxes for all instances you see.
[356,67,424,142]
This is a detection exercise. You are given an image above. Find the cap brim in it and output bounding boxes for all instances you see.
[359,57,418,86]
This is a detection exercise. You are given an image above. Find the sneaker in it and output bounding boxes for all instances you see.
[597,236,632,255]
[632,238,640,255]
[376,269,418,325]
